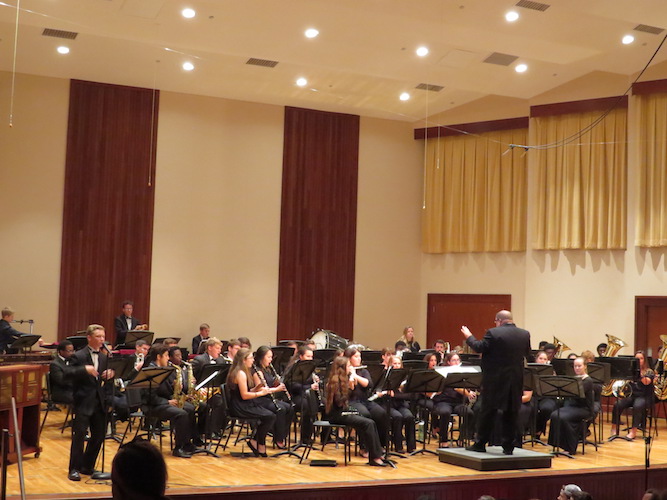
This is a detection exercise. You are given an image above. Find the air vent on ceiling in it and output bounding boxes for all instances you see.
[634,24,664,35]
[483,52,519,66]
[246,58,279,68]
[42,28,78,40]
[415,83,444,92]
[515,0,550,12]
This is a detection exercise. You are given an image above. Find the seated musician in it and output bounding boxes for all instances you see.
[533,349,558,436]
[543,343,557,362]
[581,350,596,364]
[284,346,320,445]
[325,356,387,466]
[223,339,241,363]
[50,340,75,404]
[226,348,275,457]
[113,300,147,347]
[169,346,212,440]
[433,339,448,365]
[611,350,655,440]
[238,337,252,349]
[191,337,226,381]
[253,346,292,448]
[384,356,416,453]
[380,348,395,369]
[547,356,595,455]
[394,340,407,358]
[192,323,210,355]
[0,306,40,353]
[142,344,202,458]
[344,346,388,455]
[124,340,149,382]
[431,352,475,447]
[423,353,438,370]
[596,343,607,357]
[398,326,421,353]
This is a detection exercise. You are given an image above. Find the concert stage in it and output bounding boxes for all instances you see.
[5,411,667,500]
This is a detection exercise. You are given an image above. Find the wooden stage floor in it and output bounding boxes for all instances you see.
[6,410,667,499]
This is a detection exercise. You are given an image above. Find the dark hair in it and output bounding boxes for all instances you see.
[325,356,350,414]
[146,344,169,365]
[254,345,272,367]
[543,343,556,350]
[135,339,148,347]
[168,346,182,358]
[57,340,73,353]
[238,336,251,348]
[434,339,446,346]
[121,300,134,308]
[444,352,460,365]
[423,353,436,365]
[395,340,407,349]
[111,439,167,500]
[343,346,359,359]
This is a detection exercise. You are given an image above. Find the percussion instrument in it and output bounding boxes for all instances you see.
[310,330,348,351]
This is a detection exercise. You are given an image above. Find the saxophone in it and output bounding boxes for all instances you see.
[654,335,667,400]
[184,361,204,409]
[601,334,627,397]
[172,364,188,408]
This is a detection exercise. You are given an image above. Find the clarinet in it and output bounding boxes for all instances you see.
[253,365,280,411]
[269,363,292,402]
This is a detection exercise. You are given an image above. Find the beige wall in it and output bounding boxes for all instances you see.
[0,72,68,342]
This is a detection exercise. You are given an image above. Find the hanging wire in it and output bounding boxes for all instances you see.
[8,0,21,127]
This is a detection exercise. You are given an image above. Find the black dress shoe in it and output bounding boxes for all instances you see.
[79,467,93,475]
[172,447,192,458]
[193,437,206,447]
[183,443,200,454]
[68,470,81,481]
[502,448,514,455]
[465,443,486,453]
[368,460,388,467]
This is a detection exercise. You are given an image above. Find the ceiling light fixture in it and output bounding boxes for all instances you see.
[505,11,519,22]
[56,46,70,54]
[182,8,196,19]
[296,77,308,87]
[399,92,410,101]
[305,28,319,39]
[622,34,635,45]
[416,46,429,57]
[515,63,528,73]
[182,61,195,71]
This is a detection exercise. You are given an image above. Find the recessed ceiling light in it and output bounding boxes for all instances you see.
[182,8,196,19]
[505,11,519,22]
[305,28,319,39]
[56,46,70,55]
[296,77,308,87]
[399,92,410,101]
[182,61,194,71]
[622,34,635,45]
[416,46,429,57]
[515,63,528,73]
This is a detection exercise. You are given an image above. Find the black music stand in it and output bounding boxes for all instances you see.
[403,370,443,456]
[551,358,574,376]
[195,364,228,457]
[270,346,295,375]
[124,330,154,349]
[313,349,338,367]
[126,367,174,443]
[600,357,641,442]
[66,335,88,351]
[402,360,428,371]
[438,368,483,447]
[360,350,383,363]
[536,375,585,458]
[106,356,134,443]
[374,368,408,467]
[523,365,551,447]
[9,335,41,355]
[283,360,317,452]
[401,351,425,362]
[365,363,386,389]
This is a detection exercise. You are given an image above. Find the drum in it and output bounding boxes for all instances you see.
[310,330,348,351]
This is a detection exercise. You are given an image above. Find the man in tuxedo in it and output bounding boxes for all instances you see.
[461,310,531,455]
[67,324,115,481]
[114,300,147,347]
[49,340,75,404]
[191,323,210,355]
[433,339,447,365]
[0,307,30,353]
[191,337,226,382]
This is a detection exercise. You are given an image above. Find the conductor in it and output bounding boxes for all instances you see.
[461,310,531,455]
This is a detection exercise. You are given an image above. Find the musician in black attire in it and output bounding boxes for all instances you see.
[67,325,115,481]
[0,307,30,353]
[344,346,388,454]
[384,356,416,453]
[611,350,655,440]
[432,352,475,447]
[325,356,387,466]
[253,346,292,448]
[548,357,595,454]
[284,346,320,444]
[113,300,147,347]
[191,337,227,381]
[191,323,210,355]
[462,310,531,455]
[142,344,201,458]
[50,340,75,404]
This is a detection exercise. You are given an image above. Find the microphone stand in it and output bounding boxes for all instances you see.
[92,362,113,481]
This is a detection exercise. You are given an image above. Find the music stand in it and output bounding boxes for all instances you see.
[67,335,88,351]
[106,357,134,443]
[599,357,641,442]
[9,335,41,354]
[313,349,338,367]
[195,364,228,457]
[374,368,408,467]
[402,360,428,371]
[401,351,425,362]
[551,359,574,376]
[270,346,295,375]
[360,350,383,363]
[419,349,436,355]
[124,331,154,349]
[365,363,386,390]
[403,370,443,456]
[437,367,482,447]
[282,360,317,452]
[523,366,548,447]
[536,375,585,458]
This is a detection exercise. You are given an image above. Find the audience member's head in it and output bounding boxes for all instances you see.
[111,439,167,500]
[558,484,582,500]
[571,491,592,500]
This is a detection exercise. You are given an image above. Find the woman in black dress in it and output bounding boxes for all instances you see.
[226,348,276,457]
[611,350,655,440]
[325,356,386,466]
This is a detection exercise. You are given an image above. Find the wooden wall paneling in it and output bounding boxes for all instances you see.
[635,296,667,355]
[277,107,360,341]
[58,80,158,342]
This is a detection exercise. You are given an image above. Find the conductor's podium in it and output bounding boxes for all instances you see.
[0,364,43,462]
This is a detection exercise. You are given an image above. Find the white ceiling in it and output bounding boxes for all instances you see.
[1,0,667,122]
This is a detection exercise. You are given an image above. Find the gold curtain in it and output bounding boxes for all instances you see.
[532,108,627,250]
[636,92,667,247]
[422,128,528,253]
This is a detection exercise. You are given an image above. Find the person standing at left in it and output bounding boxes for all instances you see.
[67,324,115,481]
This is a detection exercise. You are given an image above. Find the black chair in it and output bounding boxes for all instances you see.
[299,389,352,465]
[119,387,172,451]
[218,383,260,453]
[40,372,73,434]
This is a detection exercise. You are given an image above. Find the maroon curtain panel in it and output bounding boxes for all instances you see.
[277,107,360,341]
[58,80,158,342]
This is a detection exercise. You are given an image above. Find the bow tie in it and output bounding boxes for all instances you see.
[91,351,100,355]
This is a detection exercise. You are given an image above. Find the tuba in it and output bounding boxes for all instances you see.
[654,335,667,400]
[553,337,571,358]
[601,334,627,397]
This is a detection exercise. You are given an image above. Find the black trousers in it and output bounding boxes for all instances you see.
[476,402,518,450]
[390,405,416,451]
[69,404,106,472]
[329,412,383,461]
[433,401,475,442]
[256,397,293,442]
[350,400,387,447]
[150,402,195,449]
[612,395,650,429]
